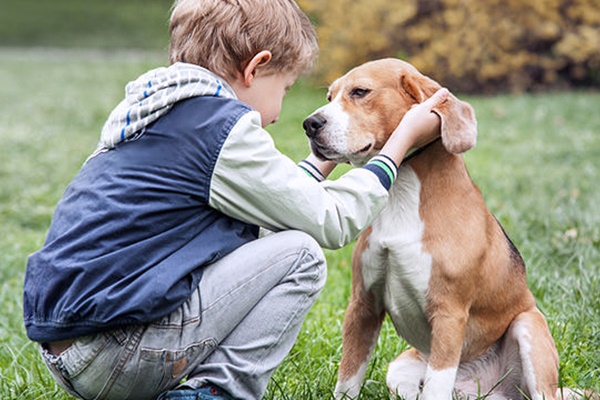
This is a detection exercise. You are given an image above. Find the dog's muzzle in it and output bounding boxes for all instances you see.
[303,114,327,139]
[303,114,333,161]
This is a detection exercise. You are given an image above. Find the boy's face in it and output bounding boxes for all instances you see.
[234,71,298,128]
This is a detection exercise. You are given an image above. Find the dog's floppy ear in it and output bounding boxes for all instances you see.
[401,72,477,154]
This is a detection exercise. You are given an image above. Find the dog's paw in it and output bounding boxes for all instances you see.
[386,371,423,400]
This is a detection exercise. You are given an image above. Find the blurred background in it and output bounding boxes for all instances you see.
[0,0,171,51]
[1,0,598,94]
[1,1,599,397]
[300,0,600,93]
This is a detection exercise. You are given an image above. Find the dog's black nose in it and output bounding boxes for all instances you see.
[303,114,327,138]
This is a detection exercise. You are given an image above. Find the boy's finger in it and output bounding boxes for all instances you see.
[422,88,449,109]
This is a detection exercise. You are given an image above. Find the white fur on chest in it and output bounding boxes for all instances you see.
[360,166,432,352]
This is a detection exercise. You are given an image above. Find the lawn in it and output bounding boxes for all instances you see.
[1,49,599,399]
[0,0,172,50]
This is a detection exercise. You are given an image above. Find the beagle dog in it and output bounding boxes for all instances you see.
[303,58,589,400]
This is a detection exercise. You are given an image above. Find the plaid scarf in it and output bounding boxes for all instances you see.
[88,62,236,159]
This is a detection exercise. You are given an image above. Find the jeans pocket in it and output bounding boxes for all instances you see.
[138,337,218,391]
[60,332,113,379]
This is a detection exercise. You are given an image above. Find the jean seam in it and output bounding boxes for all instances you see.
[201,249,307,314]
[94,325,145,399]
[39,346,83,399]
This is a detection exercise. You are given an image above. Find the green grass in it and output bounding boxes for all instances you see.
[0,0,172,50]
[1,49,599,399]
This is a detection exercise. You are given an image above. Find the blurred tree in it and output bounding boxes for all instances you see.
[300,0,600,93]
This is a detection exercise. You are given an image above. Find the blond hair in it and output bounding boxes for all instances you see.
[169,0,318,81]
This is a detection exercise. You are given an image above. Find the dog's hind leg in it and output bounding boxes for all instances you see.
[505,307,559,400]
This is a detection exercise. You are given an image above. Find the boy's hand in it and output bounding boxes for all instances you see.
[395,88,448,149]
[379,88,448,167]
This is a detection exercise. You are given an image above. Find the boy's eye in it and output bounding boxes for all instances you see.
[350,88,371,99]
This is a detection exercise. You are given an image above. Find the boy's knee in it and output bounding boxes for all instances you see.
[294,230,324,257]
[279,230,327,292]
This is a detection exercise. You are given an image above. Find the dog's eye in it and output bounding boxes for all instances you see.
[326,93,332,102]
[350,88,371,99]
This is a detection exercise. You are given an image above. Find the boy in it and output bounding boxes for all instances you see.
[23,0,447,399]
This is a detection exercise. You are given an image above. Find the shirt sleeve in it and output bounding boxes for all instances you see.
[208,111,390,249]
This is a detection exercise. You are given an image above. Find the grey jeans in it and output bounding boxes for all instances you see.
[40,230,327,400]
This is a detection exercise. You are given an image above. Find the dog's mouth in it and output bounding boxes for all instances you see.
[309,141,344,162]
[353,143,373,155]
[310,140,374,164]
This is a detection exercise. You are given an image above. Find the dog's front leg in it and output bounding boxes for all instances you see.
[335,291,385,400]
[421,297,469,400]
[334,232,386,399]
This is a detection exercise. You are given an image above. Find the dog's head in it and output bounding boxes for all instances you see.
[303,58,477,166]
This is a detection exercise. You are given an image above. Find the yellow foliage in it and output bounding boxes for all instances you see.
[300,0,600,92]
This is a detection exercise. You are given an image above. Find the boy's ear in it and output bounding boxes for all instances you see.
[242,50,273,86]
